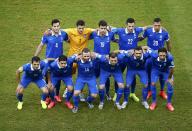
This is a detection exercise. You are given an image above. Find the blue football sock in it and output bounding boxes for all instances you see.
[66,91,73,102]
[167,82,173,103]
[86,95,94,103]
[105,78,110,96]
[73,95,79,107]
[131,78,136,93]
[55,81,61,96]
[116,88,124,103]
[147,82,151,92]
[49,90,55,101]
[99,89,105,103]
[124,87,130,102]
[160,78,165,91]
[41,93,48,101]
[142,87,148,101]
[17,93,23,102]
[114,81,118,93]
[151,85,156,103]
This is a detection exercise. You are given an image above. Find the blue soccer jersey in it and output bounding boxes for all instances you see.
[90,31,115,55]
[112,27,143,50]
[143,27,169,50]
[20,61,47,88]
[125,52,150,70]
[98,54,124,73]
[41,30,68,59]
[97,54,124,84]
[150,52,174,72]
[76,59,96,78]
[22,61,46,79]
[49,55,76,78]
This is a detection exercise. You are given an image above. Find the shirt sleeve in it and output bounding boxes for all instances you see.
[63,32,69,41]
[111,27,119,34]
[22,64,29,71]
[142,30,147,38]
[164,32,170,42]
[68,55,77,64]
[89,32,94,40]
[110,32,115,41]
[137,27,144,34]
[168,55,175,68]
[41,35,48,45]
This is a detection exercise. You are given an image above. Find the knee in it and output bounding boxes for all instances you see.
[126,85,131,89]
[99,85,105,89]
[67,86,73,91]
[91,94,97,98]
[16,87,24,94]
[118,83,124,88]
[151,82,156,86]
[43,88,49,94]
[74,90,80,96]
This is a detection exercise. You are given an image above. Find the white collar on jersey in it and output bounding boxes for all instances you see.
[97,31,109,36]
[152,28,162,33]
[157,57,167,62]
[133,54,144,60]
[31,64,40,71]
[125,28,135,34]
[51,30,62,36]
[80,58,91,63]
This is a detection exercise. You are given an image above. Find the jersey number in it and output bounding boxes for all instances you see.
[85,67,89,72]
[100,42,105,47]
[55,43,58,48]
[128,39,133,45]
[153,40,159,46]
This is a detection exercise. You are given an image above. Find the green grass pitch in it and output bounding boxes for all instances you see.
[0,0,192,130]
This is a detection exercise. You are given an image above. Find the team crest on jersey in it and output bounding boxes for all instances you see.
[84,34,87,38]
[159,35,162,41]
[60,37,63,41]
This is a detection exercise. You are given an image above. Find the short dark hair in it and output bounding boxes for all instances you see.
[76,20,85,26]
[32,56,40,63]
[58,55,67,62]
[82,48,90,53]
[158,47,167,54]
[126,18,135,24]
[134,46,143,51]
[154,18,161,23]
[51,19,60,26]
[109,52,117,58]
[98,20,108,27]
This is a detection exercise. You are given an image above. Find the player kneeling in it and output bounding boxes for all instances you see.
[16,56,48,110]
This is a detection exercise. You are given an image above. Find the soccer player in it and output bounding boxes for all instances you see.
[140,18,172,99]
[95,52,125,110]
[63,20,95,101]
[72,48,98,113]
[16,56,48,110]
[46,55,78,109]
[90,20,117,100]
[112,18,149,102]
[149,48,175,111]
[34,19,68,102]
[121,46,150,109]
